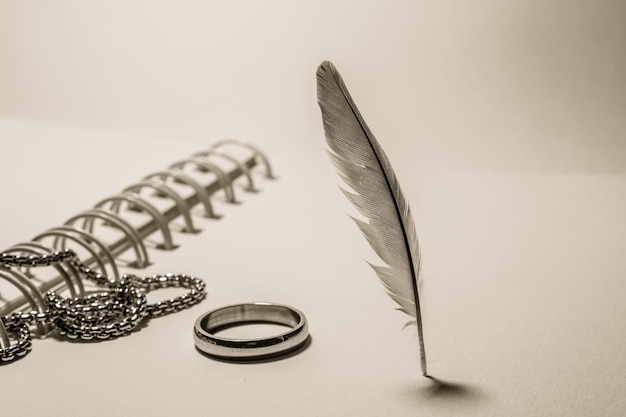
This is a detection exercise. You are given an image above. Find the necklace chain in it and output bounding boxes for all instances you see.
[1,249,205,363]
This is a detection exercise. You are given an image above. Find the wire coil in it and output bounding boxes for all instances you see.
[0,141,273,359]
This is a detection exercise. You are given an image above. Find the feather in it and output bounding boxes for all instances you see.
[316,61,428,376]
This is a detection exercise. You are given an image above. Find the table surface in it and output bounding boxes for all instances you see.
[1,2,625,415]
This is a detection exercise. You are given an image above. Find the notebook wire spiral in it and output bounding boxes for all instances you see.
[0,139,274,362]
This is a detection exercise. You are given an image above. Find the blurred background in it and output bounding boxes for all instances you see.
[1,0,624,173]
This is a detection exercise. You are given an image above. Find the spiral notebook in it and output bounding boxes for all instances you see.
[0,139,275,354]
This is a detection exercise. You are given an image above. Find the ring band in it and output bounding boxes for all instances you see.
[193,302,309,359]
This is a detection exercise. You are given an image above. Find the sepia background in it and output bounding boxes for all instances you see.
[1,1,625,416]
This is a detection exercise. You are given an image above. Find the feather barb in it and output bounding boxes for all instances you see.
[316,61,428,376]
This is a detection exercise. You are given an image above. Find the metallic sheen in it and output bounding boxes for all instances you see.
[194,302,309,359]
[0,249,206,363]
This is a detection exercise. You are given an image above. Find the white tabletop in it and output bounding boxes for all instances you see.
[1,2,625,415]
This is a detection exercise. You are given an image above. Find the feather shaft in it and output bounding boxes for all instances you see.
[316,61,427,376]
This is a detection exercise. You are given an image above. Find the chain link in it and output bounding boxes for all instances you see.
[0,249,206,363]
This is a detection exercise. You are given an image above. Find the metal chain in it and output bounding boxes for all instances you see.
[0,249,206,363]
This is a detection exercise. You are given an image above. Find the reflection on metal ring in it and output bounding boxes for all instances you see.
[193,302,309,360]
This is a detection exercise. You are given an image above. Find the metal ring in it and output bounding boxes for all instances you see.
[95,192,177,250]
[193,302,309,360]
[47,226,120,281]
[0,269,52,336]
[67,209,151,268]
[145,169,218,218]
[170,157,237,203]
[193,150,257,192]
[123,179,199,234]
[211,139,275,179]
[33,229,115,282]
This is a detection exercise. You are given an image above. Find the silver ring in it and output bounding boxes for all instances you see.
[193,302,309,360]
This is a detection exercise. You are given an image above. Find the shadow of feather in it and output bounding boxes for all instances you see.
[419,376,486,403]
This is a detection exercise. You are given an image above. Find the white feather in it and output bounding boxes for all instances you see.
[316,61,427,376]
